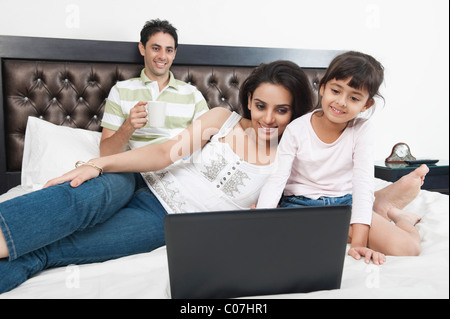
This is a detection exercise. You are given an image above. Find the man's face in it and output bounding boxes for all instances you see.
[139,32,177,81]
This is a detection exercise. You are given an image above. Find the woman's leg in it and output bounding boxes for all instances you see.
[0,231,7,258]
[0,186,167,294]
[0,250,47,294]
[0,173,136,260]
[46,187,167,267]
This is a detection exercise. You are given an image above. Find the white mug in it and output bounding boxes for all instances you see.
[146,101,167,128]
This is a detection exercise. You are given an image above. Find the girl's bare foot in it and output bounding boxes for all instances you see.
[373,164,429,220]
[387,207,422,226]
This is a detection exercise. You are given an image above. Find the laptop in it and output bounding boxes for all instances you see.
[164,205,351,299]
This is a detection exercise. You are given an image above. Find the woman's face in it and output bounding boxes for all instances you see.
[247,83,293,143]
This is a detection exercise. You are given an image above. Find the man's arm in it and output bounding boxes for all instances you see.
[100,127,132,157]
[100,102,148,156]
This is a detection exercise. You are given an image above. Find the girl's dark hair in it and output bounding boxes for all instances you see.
[140,19,178,49]
[317,51,384,107]
[240,60,314,121]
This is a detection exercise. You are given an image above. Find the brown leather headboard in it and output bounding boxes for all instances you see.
[0,35,340,194]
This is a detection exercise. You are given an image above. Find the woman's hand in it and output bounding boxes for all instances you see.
[348,246,386,265]
[43,162,102,189]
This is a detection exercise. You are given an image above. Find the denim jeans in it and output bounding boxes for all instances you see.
[280,194,353,208]
[0,173,167,293]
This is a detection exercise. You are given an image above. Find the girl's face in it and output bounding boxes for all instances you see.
[247,83,293,143]
[319,77,374,125]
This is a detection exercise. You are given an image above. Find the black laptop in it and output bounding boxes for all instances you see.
[164,205,351,299]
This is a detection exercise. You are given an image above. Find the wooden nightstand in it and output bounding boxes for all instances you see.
[375,160,449,195]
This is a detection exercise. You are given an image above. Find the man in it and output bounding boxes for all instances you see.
[100,19,209,156]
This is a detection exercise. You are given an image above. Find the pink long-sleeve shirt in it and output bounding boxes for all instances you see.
[257,111,375,225]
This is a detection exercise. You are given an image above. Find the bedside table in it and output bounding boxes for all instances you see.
[375,160,449,195]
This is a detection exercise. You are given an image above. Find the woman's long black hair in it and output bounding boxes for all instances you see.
[240,60,314,121]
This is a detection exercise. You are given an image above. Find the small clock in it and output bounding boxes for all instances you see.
[385,142,416,164]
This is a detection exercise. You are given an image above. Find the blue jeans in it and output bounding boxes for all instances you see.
[280,194,353,207]
[0,173,167,293]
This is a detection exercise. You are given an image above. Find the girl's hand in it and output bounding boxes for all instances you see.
[43,163,101,189]
[348,247,386,265]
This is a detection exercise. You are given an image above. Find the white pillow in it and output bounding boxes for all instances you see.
[21,116,102,190]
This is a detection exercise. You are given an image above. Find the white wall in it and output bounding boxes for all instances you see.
[1,0,448,161]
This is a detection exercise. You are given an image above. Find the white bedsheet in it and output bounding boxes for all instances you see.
[1,179,448,299]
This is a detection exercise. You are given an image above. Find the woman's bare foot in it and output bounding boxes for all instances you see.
[373,164,429,220]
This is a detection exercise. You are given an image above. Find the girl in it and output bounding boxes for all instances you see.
[257,51,424,265]
[0,60,314,293]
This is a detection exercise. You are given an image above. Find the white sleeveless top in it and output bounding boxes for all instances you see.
[141,112,274,214]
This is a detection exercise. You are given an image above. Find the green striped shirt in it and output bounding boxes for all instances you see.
[101,69,209,149]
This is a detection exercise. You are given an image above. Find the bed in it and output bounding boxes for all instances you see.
[0,35,448,299]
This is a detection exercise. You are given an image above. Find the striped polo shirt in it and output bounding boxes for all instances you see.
[101,69,209,149]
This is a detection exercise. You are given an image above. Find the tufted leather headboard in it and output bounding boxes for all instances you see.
[0,35,341,194]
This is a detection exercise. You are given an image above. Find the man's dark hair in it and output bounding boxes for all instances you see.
[140,19,178,48]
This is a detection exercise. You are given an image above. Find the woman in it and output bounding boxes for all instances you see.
[0,60,314,292]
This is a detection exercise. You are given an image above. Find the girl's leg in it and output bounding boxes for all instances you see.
[364,165,426,256]
[0,173,136,261]
[0,186,167,294]
[357,212,421,256]
[373,164,429,220]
